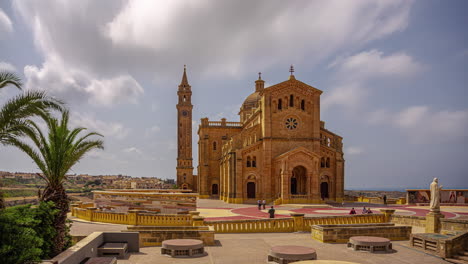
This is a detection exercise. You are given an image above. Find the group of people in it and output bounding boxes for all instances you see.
[257,199,275,218]
[349,206,373,215]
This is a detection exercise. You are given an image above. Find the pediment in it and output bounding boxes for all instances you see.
[262,78,322,98]
[274,146,319,162]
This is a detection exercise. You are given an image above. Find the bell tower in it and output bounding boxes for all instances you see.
[176,65,194,189]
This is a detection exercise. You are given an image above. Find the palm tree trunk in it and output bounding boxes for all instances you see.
[41,184,70,256]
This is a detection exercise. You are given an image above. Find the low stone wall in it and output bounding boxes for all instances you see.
[441,219,468,232]
[127,226,215,247]
[390,214,426,228]
[42,232,139,264]
[311,223,412,243]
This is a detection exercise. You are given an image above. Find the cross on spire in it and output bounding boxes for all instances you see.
[289,65,294,75]
[258,72,262,80]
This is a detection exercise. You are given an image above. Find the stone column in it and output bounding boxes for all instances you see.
[86,207,97,221]
[128,209,140,226]
[70,203,79,217]
[192,216,205,227]
[379,209,395,223]
[425,211,444,233]
[291,213,305,232]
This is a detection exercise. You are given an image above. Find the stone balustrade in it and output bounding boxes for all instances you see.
[72,205,193,226]
[207,217,295,233]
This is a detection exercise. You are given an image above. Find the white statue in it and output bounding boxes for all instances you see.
[429,178,443,212]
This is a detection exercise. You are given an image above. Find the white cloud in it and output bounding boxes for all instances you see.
[122,147,143,155]
[0,8,13,34]
[70,112,130,140]
[369,106,468,143]
[323,50,424,110]
[0,61,16,72]
[13,0,413,80]
[23,57,144,106]
[346,147,364,155]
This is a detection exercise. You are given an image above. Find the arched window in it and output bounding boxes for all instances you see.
[326,157,330,168]
[301,100,305,110]
[183,95,186,102]
[213,141,217,150]
[252,156,257,167]
[290,94,294,107]
[321,157,325,168]
[247,156,251,167]
[278,99,282,110]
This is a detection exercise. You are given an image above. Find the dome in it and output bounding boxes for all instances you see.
[242,91,260,110]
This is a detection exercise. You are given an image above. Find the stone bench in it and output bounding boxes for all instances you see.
[267,245,317,264]
[82,257,117,264]
[161,239,205,258]
[97,243,128,259]
[347,236,392,252]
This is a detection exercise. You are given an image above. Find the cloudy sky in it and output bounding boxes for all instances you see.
[0,0,467,190]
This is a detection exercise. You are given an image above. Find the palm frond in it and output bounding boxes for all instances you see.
[0,71,22,90]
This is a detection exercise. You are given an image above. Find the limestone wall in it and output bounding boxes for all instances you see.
[390,215,426,228]
[441,219,468,232]
[311,223,412,243]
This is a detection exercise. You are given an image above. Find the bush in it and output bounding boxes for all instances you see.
[0,201,61,263]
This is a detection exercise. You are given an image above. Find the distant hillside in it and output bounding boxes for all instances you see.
[345,190,405,199]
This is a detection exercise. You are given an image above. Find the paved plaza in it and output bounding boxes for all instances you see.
[69,199,467,263]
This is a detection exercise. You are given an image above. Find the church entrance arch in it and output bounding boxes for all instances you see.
[291,166,307,195]
[247,182,256,199]
[181,183,189,190]
[212,184,219,195]
[320,182,329,199]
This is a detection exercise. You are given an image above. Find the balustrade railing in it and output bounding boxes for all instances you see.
[207,217,295,233]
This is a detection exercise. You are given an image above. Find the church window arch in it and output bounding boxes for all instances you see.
[247,156,251,167]
[213,141,217,151]
[290,94,294,107]
[183,95,186,102]
[278,99,282,110]
[326,157,330,168]
[321,157,325,168]
[252,156,257,167]
[301,100,305,110]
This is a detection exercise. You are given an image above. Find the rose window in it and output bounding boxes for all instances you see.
[285,117,298,130]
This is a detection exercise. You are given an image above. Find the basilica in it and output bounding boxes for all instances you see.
[176,66,344,204]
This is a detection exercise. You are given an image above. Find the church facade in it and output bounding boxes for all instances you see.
[177,66,344,204]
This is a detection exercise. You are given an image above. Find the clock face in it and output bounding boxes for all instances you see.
[182,110,188,116]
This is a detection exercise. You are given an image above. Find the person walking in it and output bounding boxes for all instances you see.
[262,199,266,210]
[257,199,261,210]
[383,195,387,205]
[268,206,275,218]
[362,206,367,214]
[349,207,356,215]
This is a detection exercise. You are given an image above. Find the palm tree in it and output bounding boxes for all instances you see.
[8,110,104,256]
[0,71,63,210]
[0,71,64,146]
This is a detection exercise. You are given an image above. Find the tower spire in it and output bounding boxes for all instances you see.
[180,65,189,87]
[289,64,296,80]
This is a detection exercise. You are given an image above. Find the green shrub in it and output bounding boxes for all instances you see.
[0,201,62,263]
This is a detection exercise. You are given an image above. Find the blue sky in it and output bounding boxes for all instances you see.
[0,0,467,190]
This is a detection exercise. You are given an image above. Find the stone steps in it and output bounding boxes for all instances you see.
[446,251,468,264]
[446,257,468,264]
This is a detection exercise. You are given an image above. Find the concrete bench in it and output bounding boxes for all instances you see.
[347,236,392,252]
[97,243,128,259]
[161,239,205,258]
[267,245,317,264]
